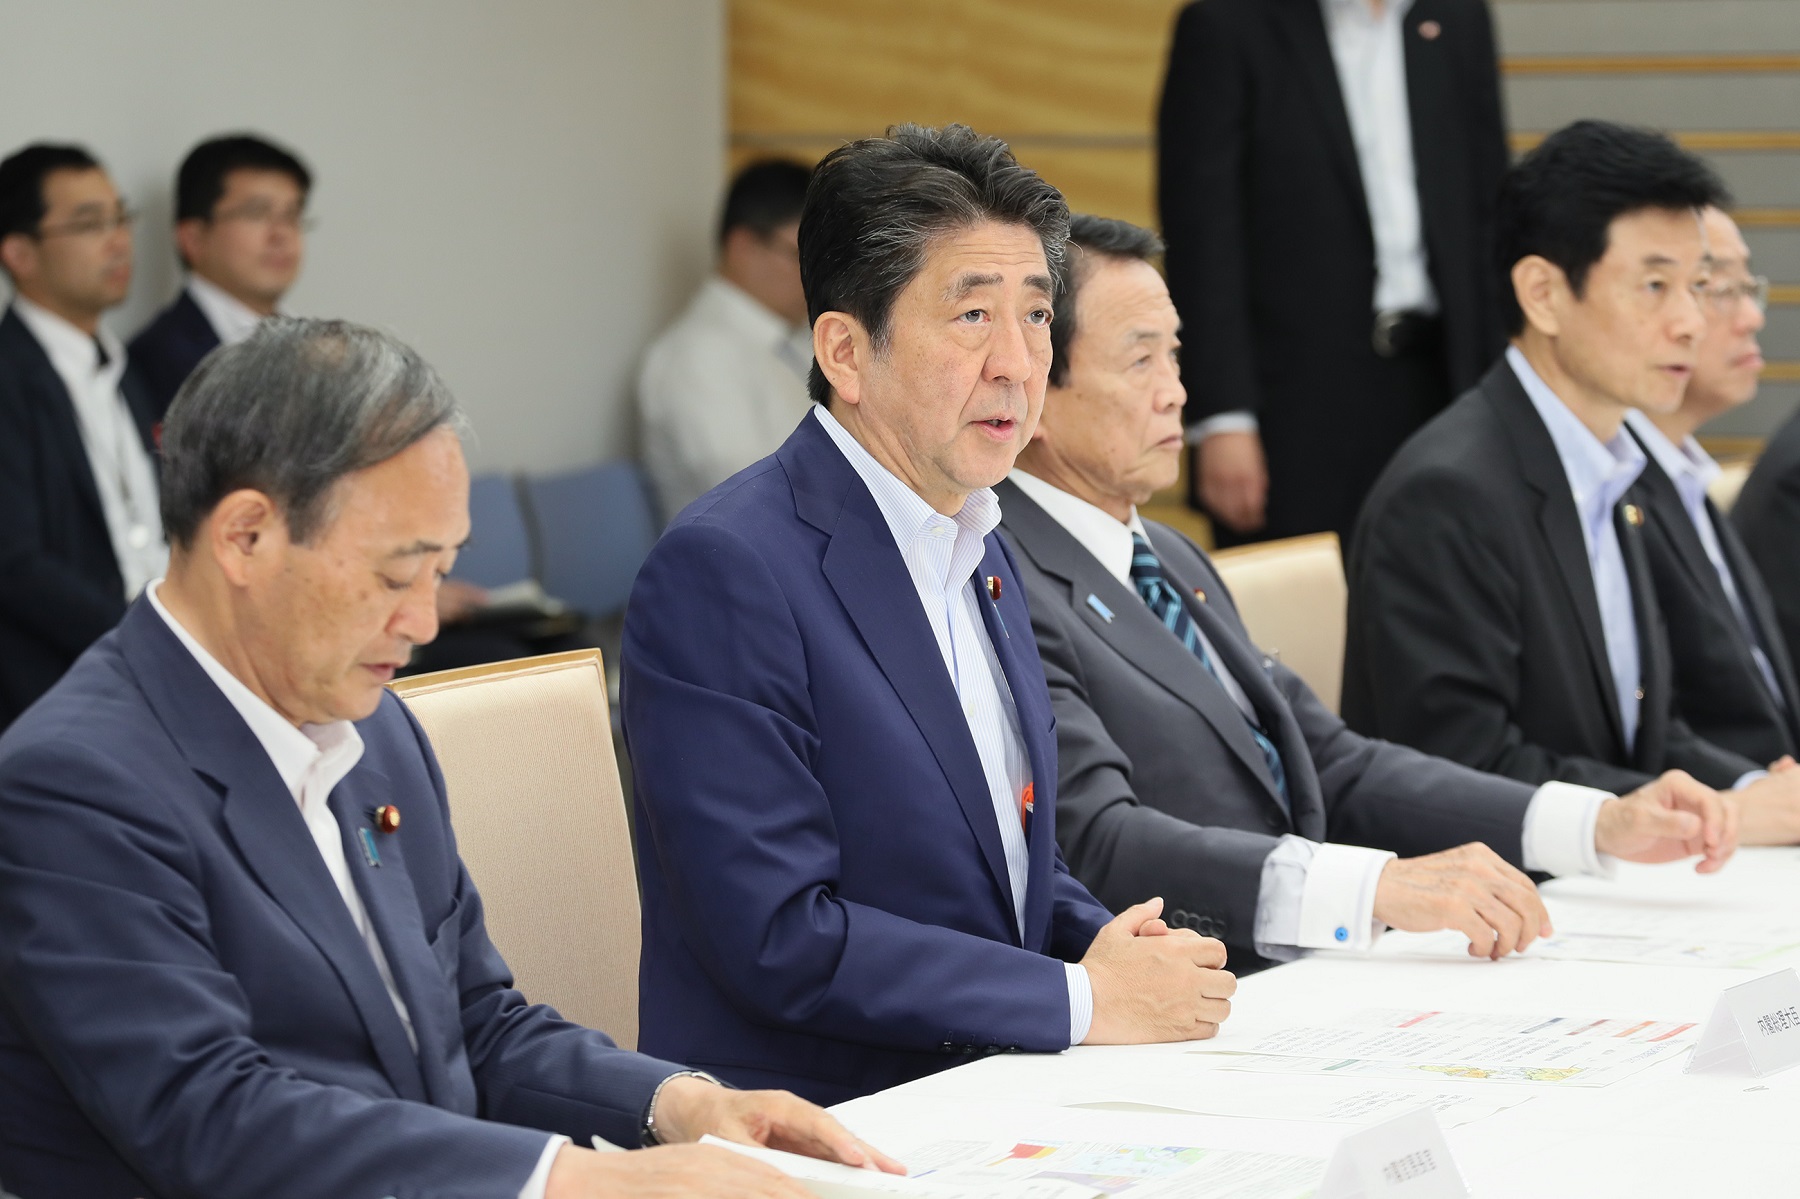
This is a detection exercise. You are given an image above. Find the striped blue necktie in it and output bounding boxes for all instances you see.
[1129,533,1289,805]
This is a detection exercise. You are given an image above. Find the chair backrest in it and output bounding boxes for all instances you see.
[1210,532,1348,714]
[1708,459,1753,514]
[454,473,534,588]
[523,461,658,621]
[390,650,641,1048]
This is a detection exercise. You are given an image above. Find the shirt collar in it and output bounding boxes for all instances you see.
[11,296,124,385]
[812,405,1000,581]
[186,274,268,347]
[1322,0,1416,22]
[700,275,797,351]
[1624,407,1720,501]
[1008,468,1146,588]
[146,580,363,802]
[1507,345,1646,525]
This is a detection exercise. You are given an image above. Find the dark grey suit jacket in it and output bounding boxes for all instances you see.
[1627,431,1800,767]
[996,479,1537,970]
[1734,409,1800,695]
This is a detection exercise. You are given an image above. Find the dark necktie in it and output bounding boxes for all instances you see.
[1130,533,1289,804]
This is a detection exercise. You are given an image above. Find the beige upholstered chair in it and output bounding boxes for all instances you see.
[390,650,641,1049]
[1210,532,1348,714]
[1708,459,1753,514]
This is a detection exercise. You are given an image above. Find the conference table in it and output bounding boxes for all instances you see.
[830,848,1800,1198]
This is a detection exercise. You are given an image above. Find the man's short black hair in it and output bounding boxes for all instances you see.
[176,133,312,224]
[1049,213,1165,387]
[0,143,101,242]
[1497,120,1729,335]
[719,158,812,245]
[800,123,1070,404]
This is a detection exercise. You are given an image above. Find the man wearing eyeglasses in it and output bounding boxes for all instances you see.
[1621,207,1800,778]
[0,142,162,729]
[1345,121,1800,845]
[130,133,312,417]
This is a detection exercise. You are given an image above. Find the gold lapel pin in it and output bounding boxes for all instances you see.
[1194,588,1207,604]
[1623,503,1644,528]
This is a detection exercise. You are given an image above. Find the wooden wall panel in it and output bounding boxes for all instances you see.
[729,0,1185,226]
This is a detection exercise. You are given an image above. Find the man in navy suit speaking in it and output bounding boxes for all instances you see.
[0,318,896,1199]
[624,124,1237,1107]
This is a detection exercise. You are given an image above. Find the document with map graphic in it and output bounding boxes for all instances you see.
[1190,1007,1698,1087]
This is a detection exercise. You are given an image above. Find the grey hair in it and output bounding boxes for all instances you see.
[159,317,466,548]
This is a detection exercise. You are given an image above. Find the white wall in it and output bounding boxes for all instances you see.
[0,0,726,472]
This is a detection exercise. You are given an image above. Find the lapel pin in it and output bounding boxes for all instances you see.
[1020,782,1035,829]
[1194,587,1207,604]
[1086,594,1115,623]
[374,804,402,834]
[1623,503,1644,528]
[357,827,382,868]
[1418,19,1441,39]
[986,575,1003,601]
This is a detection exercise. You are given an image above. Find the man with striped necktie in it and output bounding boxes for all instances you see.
[999,214,1738,975]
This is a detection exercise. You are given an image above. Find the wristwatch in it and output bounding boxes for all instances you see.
[640,1070,728,1147]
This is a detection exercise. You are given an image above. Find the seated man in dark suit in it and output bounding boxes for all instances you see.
[1736,395,1800,765]
[0,143,163,729]
[1001,214,1734,972]
[1623,206,1800,770]
[1344,120,1800,844]
[0,318,896,1199]
[624,124,1235,1108]
[130,133,310,417]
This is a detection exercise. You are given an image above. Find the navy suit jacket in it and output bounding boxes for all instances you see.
[0,308,160,728]
[0,600,681,1199]
[624,414,1113,1106]
[127,288,220,418]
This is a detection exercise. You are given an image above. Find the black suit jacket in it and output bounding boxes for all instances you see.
[1343,359,1759,793]
[1734,409,1800,685]
[0,307,159,727]
[1626,430,1800,766]
[1157,0,1508,512]
[127,288,220,418]
[997,480,1537,969]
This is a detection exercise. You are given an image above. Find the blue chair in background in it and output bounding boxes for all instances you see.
[453,473,535,588]
[523,460,658,623]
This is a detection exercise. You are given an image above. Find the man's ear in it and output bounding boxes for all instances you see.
[205,489,285,588]
[173,219,208,272]
[1512,255,1567,339]
[813,311,868,407]
[0,233,36,284]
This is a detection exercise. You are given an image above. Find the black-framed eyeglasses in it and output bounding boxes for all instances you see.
[33,205,135,240]
[209,203,316,233]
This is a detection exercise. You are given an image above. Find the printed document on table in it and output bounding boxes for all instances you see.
[1189,1007,1698,1087]
[1065,1080,1528,1128]
[1383,902,1800,969]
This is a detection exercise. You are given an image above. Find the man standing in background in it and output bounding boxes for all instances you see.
[130,133,311,416]
[638,158,815,521]
[1158,0,1509,545]
[0,143,162,727]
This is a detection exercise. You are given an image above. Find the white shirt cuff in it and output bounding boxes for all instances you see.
[1253,835,1394,956]
[1521,782,1615,878]
[1187,411,1259,444]
[1734,769,1769,790]
[520,1134,570,1199]
[1066,962,1094,1046]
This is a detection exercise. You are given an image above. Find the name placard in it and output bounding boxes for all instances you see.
[1685,968,1800,1078]
[1316,1106,1468,1199]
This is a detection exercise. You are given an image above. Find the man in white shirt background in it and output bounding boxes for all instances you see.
[637,157,815,521]
[130,132,312,417]
[997,213,1736,973]
[0,142,163,727]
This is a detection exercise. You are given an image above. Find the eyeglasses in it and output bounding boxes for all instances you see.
[33,205,135,239]
[1703,275,1770,314]
[210,203,315,233]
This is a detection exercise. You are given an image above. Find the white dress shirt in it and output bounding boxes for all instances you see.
[1195,0,1434,445]
[186,273,268,347]
[1625,410,1787,707]
[814,409,1093,1044]
[11,298,167,597]
[638,276,814,520]
[1009,468,1616,960]
[146,583,565,1199]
